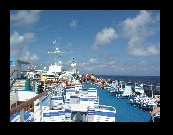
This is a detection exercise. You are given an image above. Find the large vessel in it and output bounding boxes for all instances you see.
[10,41,159,122]
[10,40,117,122]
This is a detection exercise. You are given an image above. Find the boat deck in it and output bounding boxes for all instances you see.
[84,83,151,122]
[38,83,152,122]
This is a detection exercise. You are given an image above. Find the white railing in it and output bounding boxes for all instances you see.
[10,83,63,122]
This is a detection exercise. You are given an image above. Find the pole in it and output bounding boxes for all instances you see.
[151,84,153,98]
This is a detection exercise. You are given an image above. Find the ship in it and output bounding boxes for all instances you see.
[10,41,159,122]
[10,40,116,122]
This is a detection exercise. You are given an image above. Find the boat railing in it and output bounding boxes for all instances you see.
[10,83,63,122]
[10,70,17,78]
[10,79,17,90]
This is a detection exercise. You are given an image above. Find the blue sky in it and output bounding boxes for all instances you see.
[10,10,160,76]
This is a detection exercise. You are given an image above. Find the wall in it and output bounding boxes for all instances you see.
[18,91,36,101]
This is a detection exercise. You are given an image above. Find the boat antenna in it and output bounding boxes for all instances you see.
[53,40,61,66]
[71,57,76,74]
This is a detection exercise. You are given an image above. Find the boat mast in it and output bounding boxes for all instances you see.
[71,58,76,74]
[53,40,61,66]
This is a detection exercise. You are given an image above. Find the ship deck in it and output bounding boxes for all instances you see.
[39,83,152,122]
[85,83,152,122]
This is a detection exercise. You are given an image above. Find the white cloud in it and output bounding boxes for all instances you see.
[23,32,35,41]
[91,27,118,50]
[10,10,43,26]
[91,44,99,51]
[10,31,25,45]
[121,10,153,38]
[70,20,77,28]
[107,60,116,65]
[30,55,39,60]
[10,31,39,61]
[89,58,97,63]
[77,54,159,76]
[120,10,160,56]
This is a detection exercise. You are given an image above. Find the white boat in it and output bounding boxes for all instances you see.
[134,82,145,94]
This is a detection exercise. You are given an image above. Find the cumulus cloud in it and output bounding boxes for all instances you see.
[70,20,77,28]
[91,27,118,50]
[10,10,43,26]
[120,10,160,56]
[10,31,39,61]
[89,58,97,64]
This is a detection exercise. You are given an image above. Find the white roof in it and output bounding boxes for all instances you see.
[61,104,90,112]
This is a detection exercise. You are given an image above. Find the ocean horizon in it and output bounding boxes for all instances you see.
[94,75,160,84]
